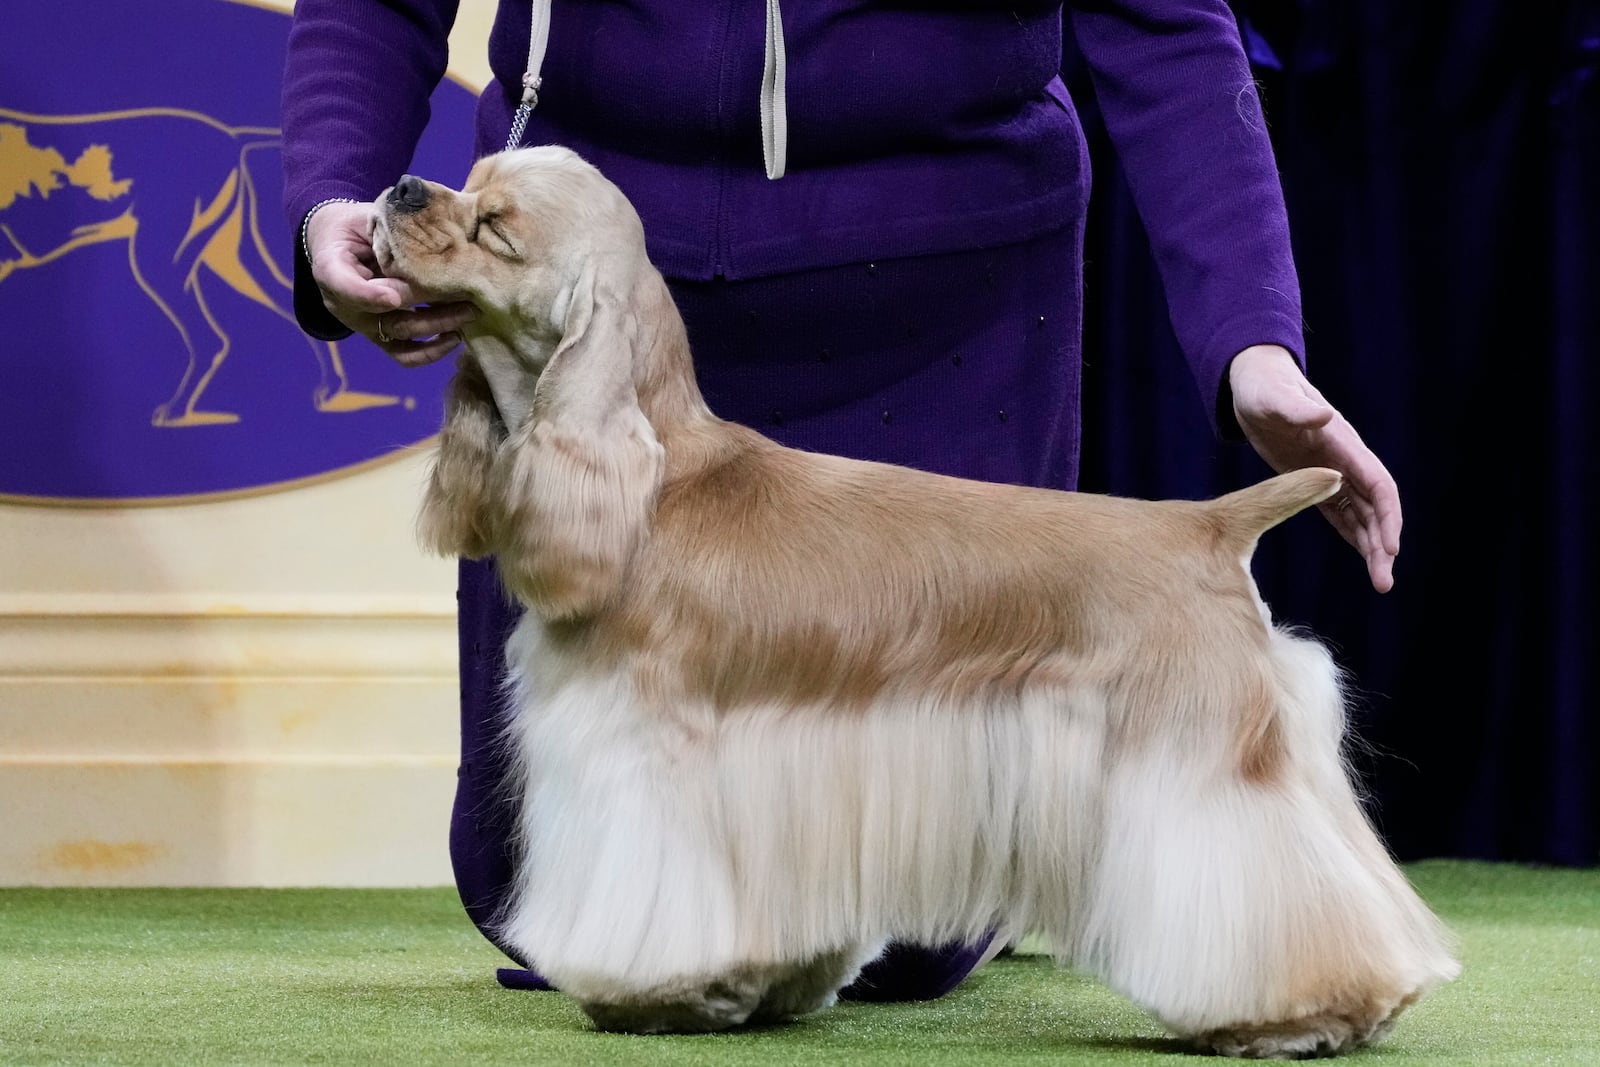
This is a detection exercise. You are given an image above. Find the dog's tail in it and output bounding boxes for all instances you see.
[1207,467,1343,550]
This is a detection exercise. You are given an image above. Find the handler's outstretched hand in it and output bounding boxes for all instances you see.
[1229,344,1402,593]
[305,200,476,367]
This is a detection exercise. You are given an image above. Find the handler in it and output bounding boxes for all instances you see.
[282,0,1402,1001]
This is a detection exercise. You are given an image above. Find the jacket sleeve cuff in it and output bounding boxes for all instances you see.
[291,197,360,342]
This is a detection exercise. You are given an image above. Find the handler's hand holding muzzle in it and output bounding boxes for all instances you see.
[304,199,477,367]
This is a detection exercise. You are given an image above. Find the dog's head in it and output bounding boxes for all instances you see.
[371,147,660,425]
[376,147,686,619]
[372,145,644,340]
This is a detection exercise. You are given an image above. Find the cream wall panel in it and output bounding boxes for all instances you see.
[2,760,455,887]
[0,0,499,887]
[2,678,457,758]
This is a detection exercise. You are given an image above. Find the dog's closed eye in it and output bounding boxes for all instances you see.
[471,211,524,261]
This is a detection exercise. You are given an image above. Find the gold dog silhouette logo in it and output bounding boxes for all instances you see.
[1,108,397,428]
[0,0,476,502]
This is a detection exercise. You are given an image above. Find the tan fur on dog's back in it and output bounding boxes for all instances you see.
[374,146,1457,1056]
[619,426,1333,715]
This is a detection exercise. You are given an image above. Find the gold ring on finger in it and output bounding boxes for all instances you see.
[376,316,391,344]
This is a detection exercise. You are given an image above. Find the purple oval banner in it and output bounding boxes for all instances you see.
[0,0,476,503]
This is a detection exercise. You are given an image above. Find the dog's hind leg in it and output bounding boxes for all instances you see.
[1070,637,1457,1057]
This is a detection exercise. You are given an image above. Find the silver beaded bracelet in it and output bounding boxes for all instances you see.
[300,197,365,262]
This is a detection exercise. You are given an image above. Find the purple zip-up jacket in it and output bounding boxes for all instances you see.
[282,0,1305,430]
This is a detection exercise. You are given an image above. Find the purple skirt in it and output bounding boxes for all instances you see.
[452,223,1083,1000]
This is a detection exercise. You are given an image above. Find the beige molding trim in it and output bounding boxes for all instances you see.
[0,592,456,619]
[1,755,456,768]
[0,594,459,678]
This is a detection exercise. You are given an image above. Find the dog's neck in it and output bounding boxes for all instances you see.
[466,331,547,431]
[629,268,712,435]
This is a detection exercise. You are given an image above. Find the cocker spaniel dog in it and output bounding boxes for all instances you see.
[370,146,1458,1058]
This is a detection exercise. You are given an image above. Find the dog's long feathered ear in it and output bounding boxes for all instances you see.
[418,352,504,560]
[495,261,665,619]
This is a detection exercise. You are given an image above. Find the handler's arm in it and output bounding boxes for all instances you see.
[280,0,461,339]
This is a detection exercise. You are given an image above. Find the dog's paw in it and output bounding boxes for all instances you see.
[1191,1005,1404,1060]
[580,978,764,1034]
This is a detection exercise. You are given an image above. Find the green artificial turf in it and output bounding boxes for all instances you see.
[2,861,1596,1066]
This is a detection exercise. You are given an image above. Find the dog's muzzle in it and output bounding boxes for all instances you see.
[388,175,430,214]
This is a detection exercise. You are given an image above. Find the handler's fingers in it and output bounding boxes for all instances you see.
[1320,493,1370,554]
[1346,467,1402,588]
[1319,491,1395,593]
[1366,547,1395,594]
[318,258,414,315]
[381,332,465,368]
[373,302,477,342]
[1371,481,1403,559]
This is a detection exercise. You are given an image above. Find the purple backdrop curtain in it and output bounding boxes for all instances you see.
[1066,1,1599,866]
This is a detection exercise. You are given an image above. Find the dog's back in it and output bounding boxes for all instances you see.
[627,425,1340,711]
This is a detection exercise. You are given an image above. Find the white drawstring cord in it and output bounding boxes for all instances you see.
[761,0,788,179]
[505,0,788,181]
[505,0,553,152]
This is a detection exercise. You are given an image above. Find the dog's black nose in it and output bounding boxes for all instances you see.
[389,175,430,213]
